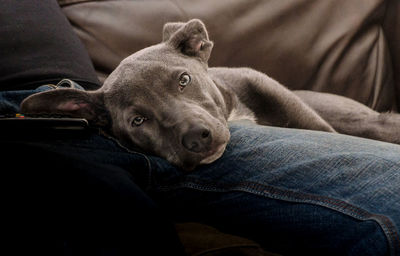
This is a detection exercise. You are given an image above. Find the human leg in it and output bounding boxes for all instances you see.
[146,121,400,255]
[1,127,185,255]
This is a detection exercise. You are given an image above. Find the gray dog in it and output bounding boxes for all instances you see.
[21,19,400,170]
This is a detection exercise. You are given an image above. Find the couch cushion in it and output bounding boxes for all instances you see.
[60,0,396,111]
[61,0,186,82]
[383,0,400,109]
[176,222,280,256]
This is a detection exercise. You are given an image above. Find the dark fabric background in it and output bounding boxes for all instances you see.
[0,0,101,91]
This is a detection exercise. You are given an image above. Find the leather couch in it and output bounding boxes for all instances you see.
[57,0,400,255]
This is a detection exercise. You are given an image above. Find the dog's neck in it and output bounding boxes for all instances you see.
[211,76,257,123]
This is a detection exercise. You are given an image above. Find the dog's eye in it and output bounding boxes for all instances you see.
[179,73,191,91]
[131,116,147,127]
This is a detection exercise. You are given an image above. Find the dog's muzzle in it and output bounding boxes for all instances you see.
[181,124,212,153]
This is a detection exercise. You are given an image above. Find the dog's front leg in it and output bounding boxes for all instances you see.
[217,68,336,133]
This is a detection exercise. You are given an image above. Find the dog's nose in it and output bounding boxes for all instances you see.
[182,126,212,153]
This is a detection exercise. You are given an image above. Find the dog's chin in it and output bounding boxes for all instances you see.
[199,143,227,165]
[177,143,227,172]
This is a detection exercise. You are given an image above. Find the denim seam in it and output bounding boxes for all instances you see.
[158,179,399,256]
[99,132,153,191]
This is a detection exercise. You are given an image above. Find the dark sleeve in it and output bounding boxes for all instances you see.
[0,0,101,91]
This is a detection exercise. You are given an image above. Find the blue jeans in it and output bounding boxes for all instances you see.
[148,122,400,255]
[2,88,399,255]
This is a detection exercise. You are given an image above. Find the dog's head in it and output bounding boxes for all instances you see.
[21,19,230,171]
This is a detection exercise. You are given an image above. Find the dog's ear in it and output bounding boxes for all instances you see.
[162,22,185,42]
[163,19,213,63]
[20,89,110,127]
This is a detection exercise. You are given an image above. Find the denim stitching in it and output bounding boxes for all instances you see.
[157,178,400,255]
[99,132,153,190]
[242,180,399,256]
